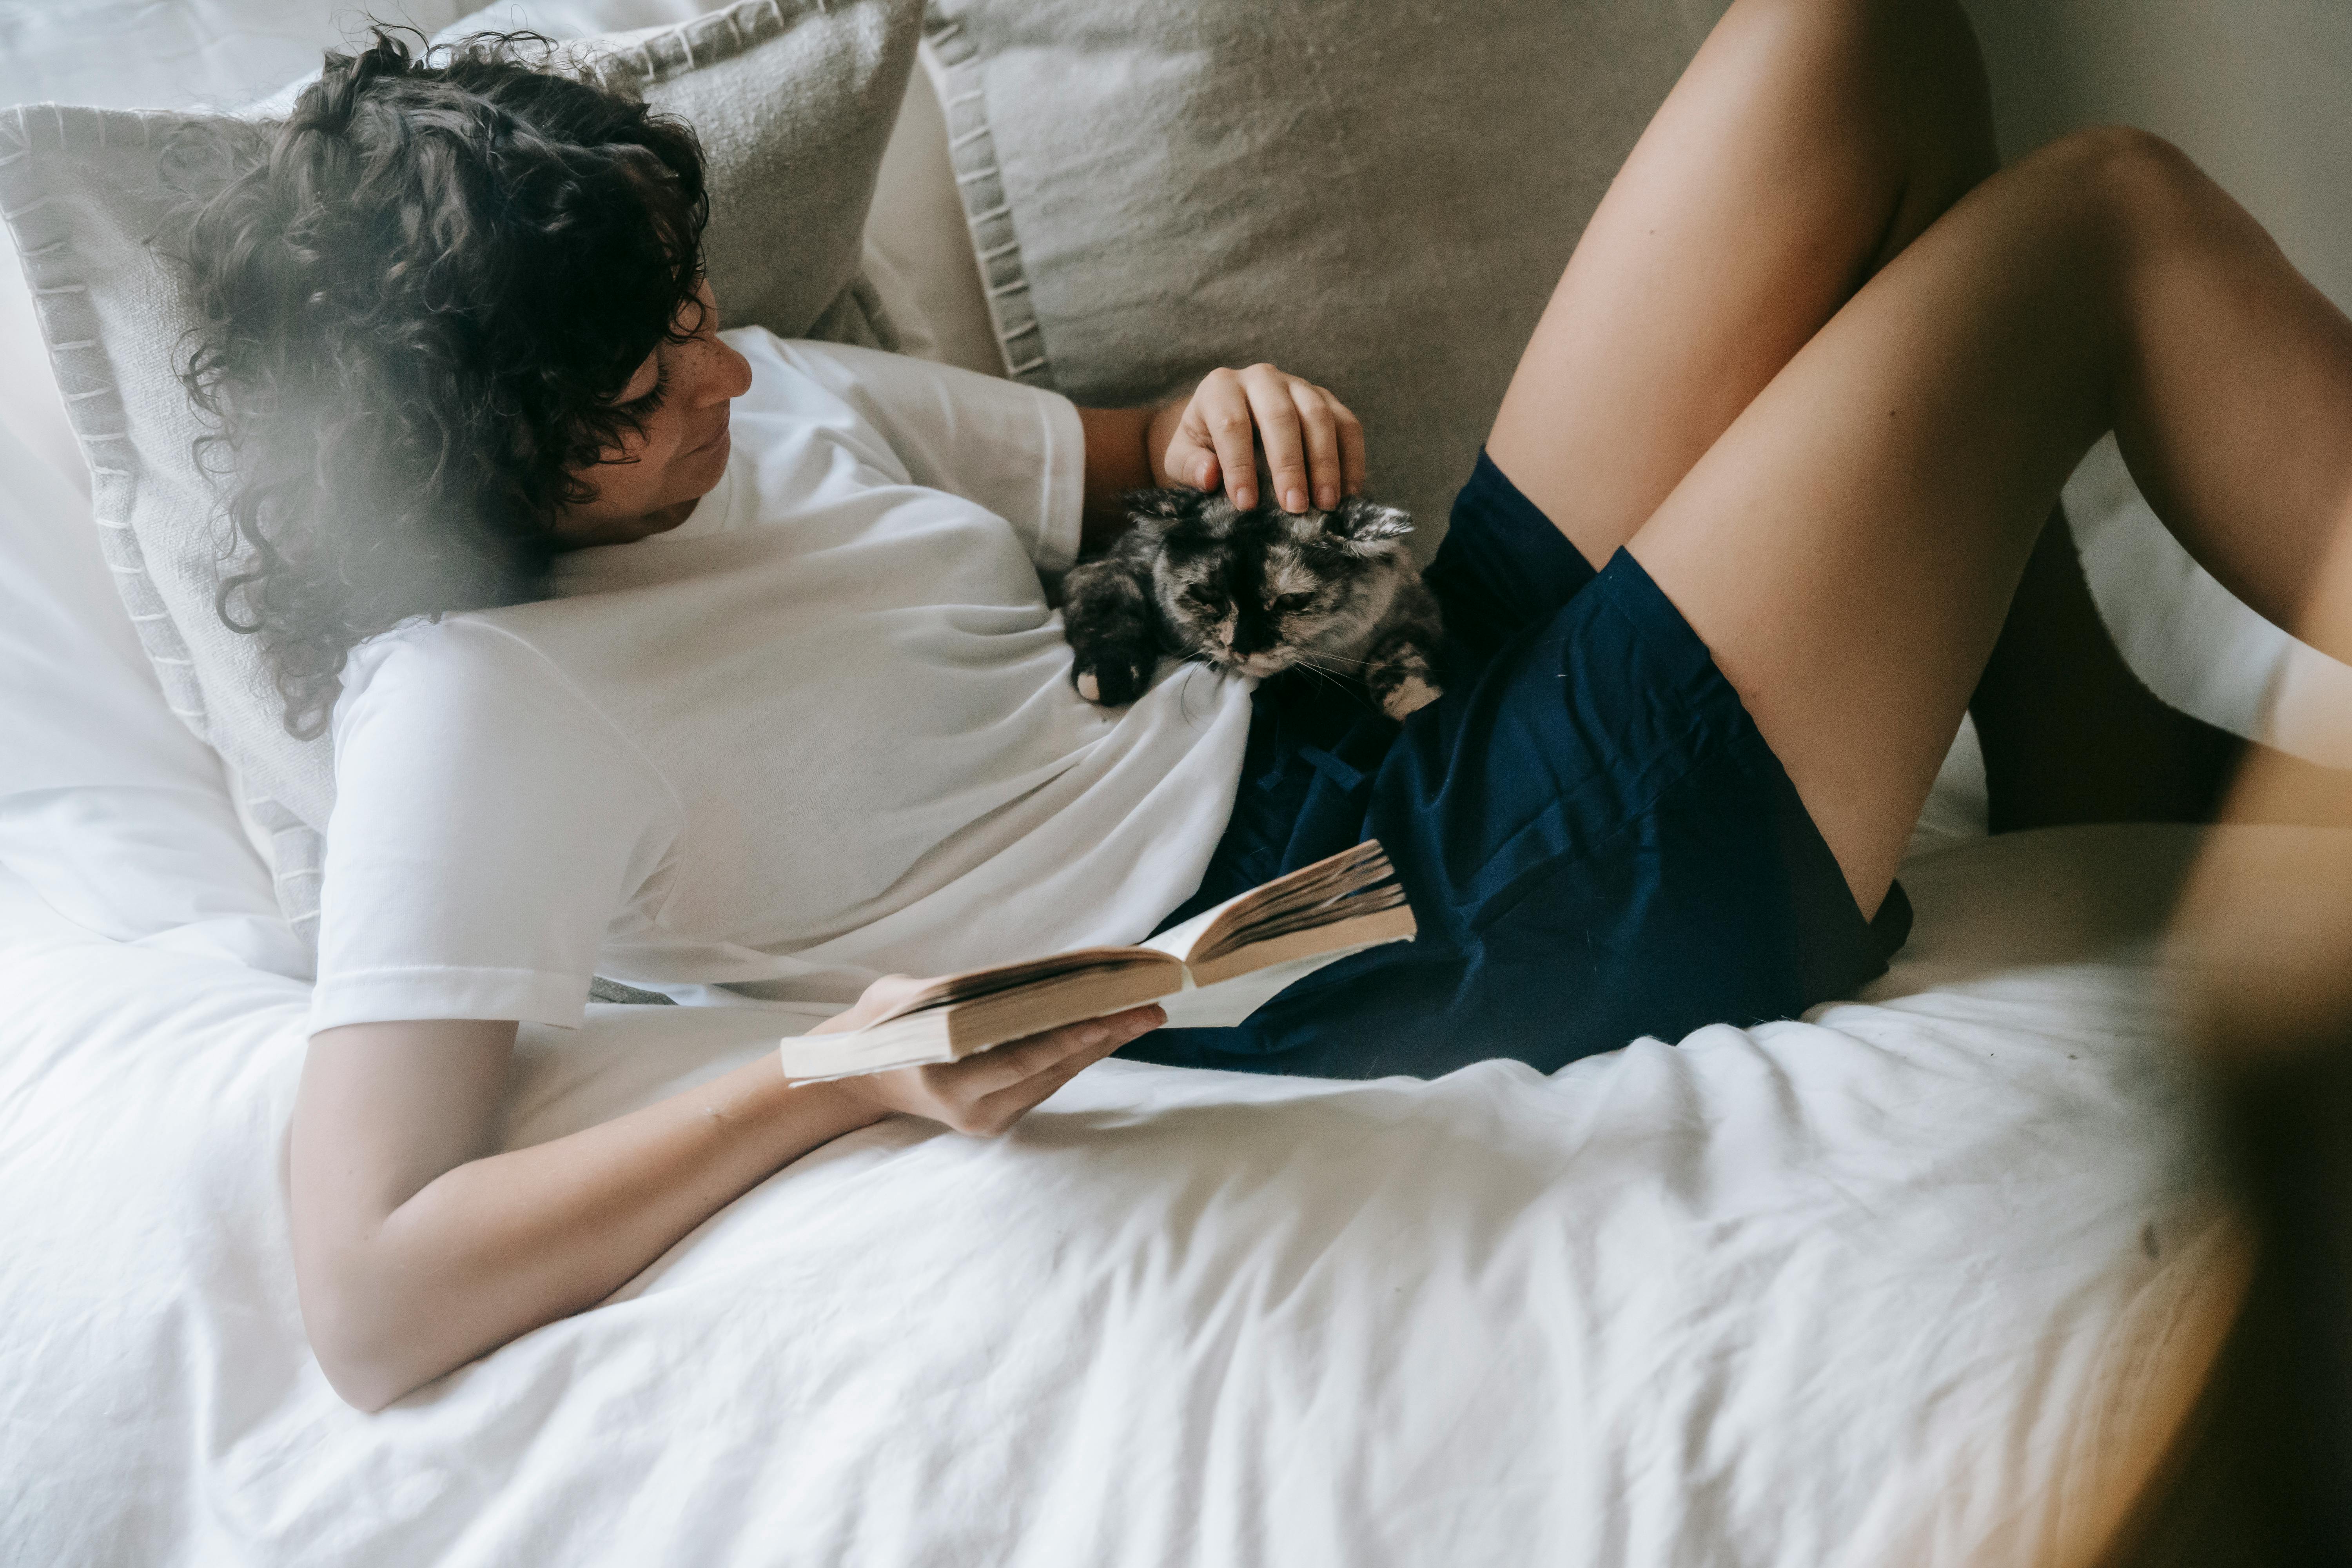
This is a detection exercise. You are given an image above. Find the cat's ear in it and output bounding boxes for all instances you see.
[1327,497,1414,555]
[1122,486,1208,537]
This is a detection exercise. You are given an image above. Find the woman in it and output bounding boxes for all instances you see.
[183,4,2351,1409]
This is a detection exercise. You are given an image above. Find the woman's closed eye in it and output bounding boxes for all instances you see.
[619,359,671,419]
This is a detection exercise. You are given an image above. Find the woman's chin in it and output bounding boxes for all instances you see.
[654,428,732,515]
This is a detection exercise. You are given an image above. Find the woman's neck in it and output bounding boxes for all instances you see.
[548,494,701,552]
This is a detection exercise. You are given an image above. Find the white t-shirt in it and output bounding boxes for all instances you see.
[309,331,1255,1032]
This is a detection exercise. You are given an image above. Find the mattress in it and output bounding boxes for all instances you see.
[0,822,2263,1566]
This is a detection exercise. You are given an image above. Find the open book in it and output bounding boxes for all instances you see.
[777,840,1417,1082]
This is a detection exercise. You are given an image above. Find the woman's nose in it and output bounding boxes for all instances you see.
[689,336,753,407]
[716,337,754,400]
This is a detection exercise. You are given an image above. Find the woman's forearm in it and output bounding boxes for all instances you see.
[296,1035,883,1410]
[1074,403,1158,557]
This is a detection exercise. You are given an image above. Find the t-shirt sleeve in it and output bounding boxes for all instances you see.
[308,621,681,1033]
[764,335,1087,575]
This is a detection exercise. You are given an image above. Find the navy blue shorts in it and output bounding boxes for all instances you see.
[1121,450,1911,1080]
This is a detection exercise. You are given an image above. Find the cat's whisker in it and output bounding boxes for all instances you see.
[1288,660,1350,697]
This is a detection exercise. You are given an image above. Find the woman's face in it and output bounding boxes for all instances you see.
[550,278,754,548]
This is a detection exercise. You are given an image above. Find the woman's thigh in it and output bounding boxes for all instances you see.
[1624,124,2352,917]
[1486,0,1996,568]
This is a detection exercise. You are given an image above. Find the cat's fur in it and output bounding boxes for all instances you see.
[1062,488,1445,720]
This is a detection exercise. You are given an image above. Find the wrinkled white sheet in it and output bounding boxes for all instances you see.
[0,825,2261,1566]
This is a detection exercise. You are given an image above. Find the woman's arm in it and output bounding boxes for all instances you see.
[1073,404,1159,557]
[1074,366,1367,555]
[292,988,1165,1411]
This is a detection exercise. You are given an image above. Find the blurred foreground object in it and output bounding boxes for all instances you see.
[2107,557,2352,1566]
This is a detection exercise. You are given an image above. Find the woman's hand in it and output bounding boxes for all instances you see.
[1146,364,1367,515]
[809,974,1165,1137]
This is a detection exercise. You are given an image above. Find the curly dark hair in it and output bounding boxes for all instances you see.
[174,27,710,739]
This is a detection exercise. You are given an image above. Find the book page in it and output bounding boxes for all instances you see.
[782,955,1185,1081]
[861,946,1167,1025]
[1140,840,1412,973]
[1138,899,1232,965]
[1152,939,1393,1028]
[794,840,1412,1077]
[1183,902,1417,988]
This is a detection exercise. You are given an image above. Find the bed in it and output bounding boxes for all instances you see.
[0,0,2333,1563]
[0,820,2275,1565]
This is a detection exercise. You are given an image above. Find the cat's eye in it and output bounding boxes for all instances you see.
[1270,593,1312,614]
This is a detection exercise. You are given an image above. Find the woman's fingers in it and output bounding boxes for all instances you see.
[969,1014,1142,1126]
[1287,380,1344,510]
[1149,396,1212,493]
[816,994,1165,1134]
[926,1023,1101,1100]
[1188,368,1262,511]
[1161,366,1367,512]
[1240,365,1311,513]
[808,973,926,1035]
[920,1004,1162,1113]
[1327,393,1368,497]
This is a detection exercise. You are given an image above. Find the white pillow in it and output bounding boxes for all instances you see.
[863,47,1005,379]
[0,2,734,974]
[0,416,308,974]
[0,0,933,970]
[0,2,481,116]
[0,0,923,949]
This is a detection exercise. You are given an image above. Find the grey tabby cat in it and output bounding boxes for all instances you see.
[1062,488,1445,720]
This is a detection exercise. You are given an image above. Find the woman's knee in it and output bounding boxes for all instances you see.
[2039,125,2208,207]
[2019,126,2237,260]
[2025,122,2178,171]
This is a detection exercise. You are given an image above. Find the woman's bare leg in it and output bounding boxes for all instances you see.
[1624,127,2352,911]
[1483,0,2314,851]
[1487,0,1998,565]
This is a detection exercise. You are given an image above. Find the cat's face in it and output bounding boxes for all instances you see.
[1132,490,1414,679]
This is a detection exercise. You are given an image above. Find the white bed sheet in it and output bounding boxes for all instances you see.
[0,6,2280,1560]
[0,824,2262,1566]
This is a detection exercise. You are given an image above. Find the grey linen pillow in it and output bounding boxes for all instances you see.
[924,0,1720,543]
[0,0,922,945]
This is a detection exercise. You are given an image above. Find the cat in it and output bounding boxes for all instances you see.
[1061,487,1445,721]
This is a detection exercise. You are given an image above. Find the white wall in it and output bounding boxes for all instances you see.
[1965,0,2352,758]
[1967,0,2352,313]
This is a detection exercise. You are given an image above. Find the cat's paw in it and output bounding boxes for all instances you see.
[1379,675,1442,721]
[1062,552,1164,708]
[1365,634,1443,722]
[1071,647,1158,708]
